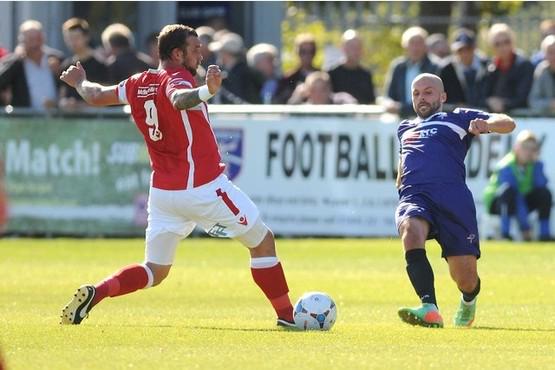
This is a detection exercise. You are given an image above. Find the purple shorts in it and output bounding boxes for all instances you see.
[395,184,480,259]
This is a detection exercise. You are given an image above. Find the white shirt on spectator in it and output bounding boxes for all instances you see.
[23,54,57,111]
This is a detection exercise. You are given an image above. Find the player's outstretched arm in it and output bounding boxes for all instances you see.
[60,61,121,106]
[468,113,515,136]
[486,114,516,134]
[171,65,222,110]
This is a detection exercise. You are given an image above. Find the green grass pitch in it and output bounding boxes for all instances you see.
[1,238,555,369]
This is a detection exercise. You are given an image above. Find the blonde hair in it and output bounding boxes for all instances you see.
[488,23,515,45]
[19,20,43,34]
[294,33,316,50]
[101,23,135,50]
[515,130,538,145]
[541,34,555,54]
[401,26,428,48]
[305,71,330,88]
[246,43,278,68]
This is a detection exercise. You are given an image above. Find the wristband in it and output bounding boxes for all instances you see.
[199,85,215,102]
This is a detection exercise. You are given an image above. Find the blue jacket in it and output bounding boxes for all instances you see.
[484,152,548,211]
[497,160,548,192]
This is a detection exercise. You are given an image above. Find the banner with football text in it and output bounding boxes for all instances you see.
[212,116,555,237]
[1,114,554,236]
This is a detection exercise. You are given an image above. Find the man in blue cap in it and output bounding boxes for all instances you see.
[440,28,488,109]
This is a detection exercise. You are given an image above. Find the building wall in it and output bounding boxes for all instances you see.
[0,2,177,54]
[251,1,283,50]
[0,2,282,56]
[0,2,14,51]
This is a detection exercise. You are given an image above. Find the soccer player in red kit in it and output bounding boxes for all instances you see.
[59,24,295,327]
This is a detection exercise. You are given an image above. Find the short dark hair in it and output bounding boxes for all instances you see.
[158,24,197,61]
[109,33,130,49]
[62,17,90,36]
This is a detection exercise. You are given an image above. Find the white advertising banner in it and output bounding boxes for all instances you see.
[211,115,555,237]
[3,114,554,237]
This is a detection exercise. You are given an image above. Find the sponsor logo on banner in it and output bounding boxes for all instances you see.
[215,128,243,181]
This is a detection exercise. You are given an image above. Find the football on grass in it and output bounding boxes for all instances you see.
[293,291,337,330]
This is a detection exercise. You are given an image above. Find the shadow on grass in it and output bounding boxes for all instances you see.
[473,326,555,332]
[187,325,314,333]
[105,324,307,332]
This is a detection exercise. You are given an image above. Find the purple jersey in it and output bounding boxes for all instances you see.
[397,108,491,192]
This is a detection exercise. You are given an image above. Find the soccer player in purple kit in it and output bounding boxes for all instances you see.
[395,73,515,328]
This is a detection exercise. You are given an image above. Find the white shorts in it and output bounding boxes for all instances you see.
[145,174,260,264]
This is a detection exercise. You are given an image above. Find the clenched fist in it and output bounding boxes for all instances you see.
[60,61,87,88]
[205,65,222,95]
[468,118,490,136]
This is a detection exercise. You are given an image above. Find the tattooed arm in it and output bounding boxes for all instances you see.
[60,61,120,106]
[171,87,205,110]
[171,65,222,110]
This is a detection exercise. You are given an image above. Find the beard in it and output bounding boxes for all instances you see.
[185,65,197,76]
[182,59,198,76]
[416,100,441,119]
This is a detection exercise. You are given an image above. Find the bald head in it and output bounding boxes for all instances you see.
[342,29,363,65]
[411,73,444,92]
[411,73,446,118]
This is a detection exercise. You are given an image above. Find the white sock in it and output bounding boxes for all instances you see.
[250,256,279,269]
[141,263,154,289]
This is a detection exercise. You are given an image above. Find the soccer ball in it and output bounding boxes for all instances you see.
[293,291,337,330]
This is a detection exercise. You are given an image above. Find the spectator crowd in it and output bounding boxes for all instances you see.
[1,18,555,115]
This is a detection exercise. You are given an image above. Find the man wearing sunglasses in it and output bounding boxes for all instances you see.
[483,23,534,113]
[273,33,319,104]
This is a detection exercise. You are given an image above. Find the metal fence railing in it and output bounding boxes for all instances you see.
[1,105,554,120]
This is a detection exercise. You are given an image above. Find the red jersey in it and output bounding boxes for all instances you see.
[117,66,225,190]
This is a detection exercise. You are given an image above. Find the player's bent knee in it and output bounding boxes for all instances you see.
[450,266,478,292]
[249,230,276,258]
[235,218,270,249]
[145,262,172,287]
[400,219,427,248]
